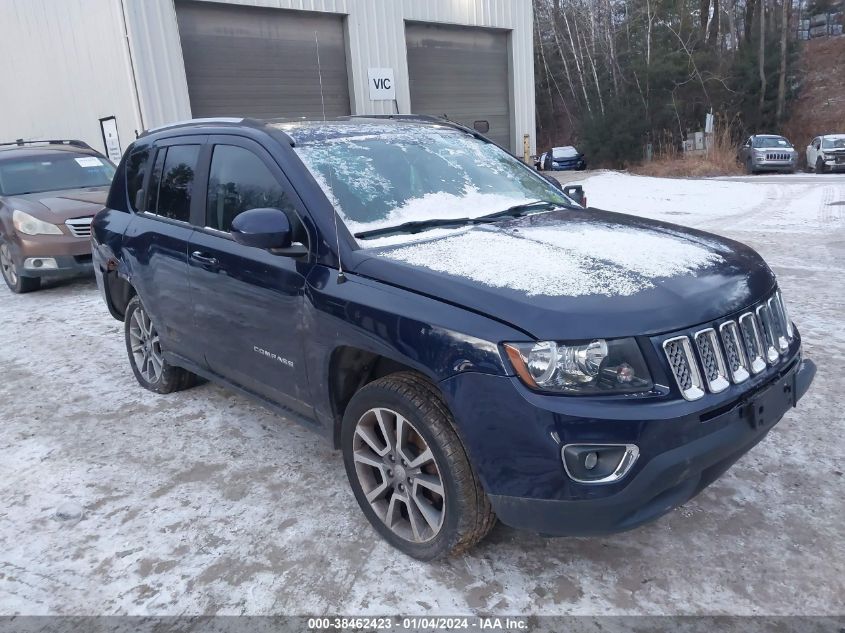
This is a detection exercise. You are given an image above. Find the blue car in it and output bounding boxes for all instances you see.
[542,146,587,171]
[92,116,815,560]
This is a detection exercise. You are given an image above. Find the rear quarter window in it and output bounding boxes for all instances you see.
[125,147,151,212]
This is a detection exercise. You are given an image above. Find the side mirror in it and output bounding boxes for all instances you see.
[563,184,587,207]
[134,189,145,211]
[231,208,307,257]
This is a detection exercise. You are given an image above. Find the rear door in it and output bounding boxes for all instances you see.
[122,137,204,360]
[187,135,312,414]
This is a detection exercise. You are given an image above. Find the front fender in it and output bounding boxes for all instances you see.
[302,265,522,426]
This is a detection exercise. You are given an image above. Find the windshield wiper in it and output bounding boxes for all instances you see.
[474,199,567,221]
[354,217,476,240]
[354,200,571,240]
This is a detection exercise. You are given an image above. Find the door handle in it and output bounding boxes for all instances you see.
[190,251,219,267]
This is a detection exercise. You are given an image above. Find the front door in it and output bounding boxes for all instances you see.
[187,136,312,414]
[123,138,204,360]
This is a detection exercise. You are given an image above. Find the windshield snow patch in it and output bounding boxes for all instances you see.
[374,223,724,297]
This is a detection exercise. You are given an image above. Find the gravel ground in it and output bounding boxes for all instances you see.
[1,173,843,616]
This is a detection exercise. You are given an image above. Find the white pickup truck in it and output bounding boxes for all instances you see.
[806,134,845,173]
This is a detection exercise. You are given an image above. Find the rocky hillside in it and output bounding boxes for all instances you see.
[783,37,845,150]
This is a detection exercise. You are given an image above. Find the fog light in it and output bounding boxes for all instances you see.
[562,444,639,484]
[23,257,58,270]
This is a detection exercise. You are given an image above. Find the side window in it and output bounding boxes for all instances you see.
[126,147,150,212]
[206,145,291,233]
[151,144,200,222]
[145,148,166,213]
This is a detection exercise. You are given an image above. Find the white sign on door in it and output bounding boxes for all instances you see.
[368,68,396,101]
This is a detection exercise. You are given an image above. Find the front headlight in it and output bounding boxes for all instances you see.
[504,338,653,394]
[13,210,62,236]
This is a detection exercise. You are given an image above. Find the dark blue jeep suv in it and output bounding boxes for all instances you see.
[92,116,815,559]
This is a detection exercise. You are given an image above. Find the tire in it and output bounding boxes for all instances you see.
[124,295,198,394]
[341,372,496,560]
[0,240,40,294]
[745,158,755,175]
[816,158,828,174]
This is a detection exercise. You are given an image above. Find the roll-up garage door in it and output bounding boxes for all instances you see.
[406,23,512,150]
[175,1,351,120]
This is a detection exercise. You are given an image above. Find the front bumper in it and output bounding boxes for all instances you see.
[8,232,93,278]
[753,159,796,171]
[439,352,815,537]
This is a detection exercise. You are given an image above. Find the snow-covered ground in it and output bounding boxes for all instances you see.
[1,172,843,616]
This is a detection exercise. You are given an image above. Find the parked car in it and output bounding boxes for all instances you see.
[806,134,845,173]
[542,146,586,171]
[92,116,815,560]
[534,152,547,170]
[0,139,114,293]
[738,134,798,174]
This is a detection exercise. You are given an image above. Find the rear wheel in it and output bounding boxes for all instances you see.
[0,241,40,294]
[341,372,496,559]
[124,295,198,393]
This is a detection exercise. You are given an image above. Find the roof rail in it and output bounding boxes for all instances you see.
[0,138,93,149]
[139,117,248,137]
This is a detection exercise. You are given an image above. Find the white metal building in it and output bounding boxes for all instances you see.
[0,0,536,160]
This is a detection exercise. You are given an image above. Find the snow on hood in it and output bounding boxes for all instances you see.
[373,221,727,298]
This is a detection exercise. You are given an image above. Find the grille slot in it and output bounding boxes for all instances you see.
[738,312,767,374]
[718,321,750,384]
[694,328,730,393]
[767,294,790,352]
[663,336,705,401]
[755,304,781,364]
[65,217,93,238]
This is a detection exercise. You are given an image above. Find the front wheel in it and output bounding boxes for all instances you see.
[124,295,198,393]
[341,372,496,559]
[816,158,828,174]
[745,158,755,175]
[0,241,40,294]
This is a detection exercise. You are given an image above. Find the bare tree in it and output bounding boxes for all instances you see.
[759,0,766,116]
[776,0,789,121]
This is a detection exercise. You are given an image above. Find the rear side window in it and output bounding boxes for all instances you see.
[145,144,199,222]
[125,148,150,212]
[206,145,290,232]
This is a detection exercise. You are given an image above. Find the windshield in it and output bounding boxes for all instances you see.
[292,126,568,240]
[0,152,115,196]
[753,137,791,148]
[822,137,845,149]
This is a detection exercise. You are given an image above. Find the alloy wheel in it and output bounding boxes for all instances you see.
[128,305,164,383]
[0,243,17,287]
[352,407,446,543]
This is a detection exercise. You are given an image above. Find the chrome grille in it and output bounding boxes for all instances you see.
[767,295,790,352]
[661,291,795,400]
[755,304,781,364]
[739,312,767,374]
[718,321,750,384]
[766,152,791,161]
[65,216,93,238]
[694,329,729,393]
[663,336,705,401]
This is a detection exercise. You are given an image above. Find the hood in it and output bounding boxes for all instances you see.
[350,209,776,340]
[552,146,580,159]
[6,187,108,222]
